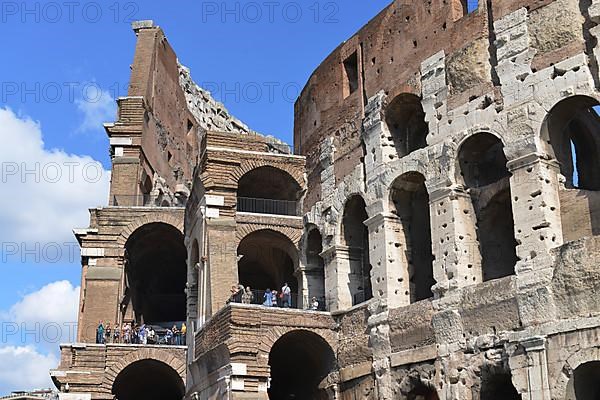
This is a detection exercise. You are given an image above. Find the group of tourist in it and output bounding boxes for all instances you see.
[95,321,187,346]
[229,282,321,310]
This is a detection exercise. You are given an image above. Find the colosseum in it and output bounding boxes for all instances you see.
[50,0,600,399]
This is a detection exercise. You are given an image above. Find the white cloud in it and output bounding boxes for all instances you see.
[0,281,80,394]
[0,346,57,394]
[9,281,80,328]
[0,107,110,244]
[75,85,116,133]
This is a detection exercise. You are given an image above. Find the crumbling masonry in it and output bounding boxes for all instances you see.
[52,1,600,399]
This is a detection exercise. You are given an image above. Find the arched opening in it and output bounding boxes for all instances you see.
[479,370,520,400]
[407,382,440,400]
[385,94,428,159]
[566,361,600,399]
[237,230,299,306]
[305,227,326,309]
[542,96,600,190]
[237,166,301,216]
[125,223,187,325]
[390,172,435,303]
[268,330,336,400]
[112,359,184,400]
[458,133,518,281]
[341,195,373,305]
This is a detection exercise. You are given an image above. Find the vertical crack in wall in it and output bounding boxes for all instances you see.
[486,0,501,86]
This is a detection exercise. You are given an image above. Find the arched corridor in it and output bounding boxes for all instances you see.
[542,96,600,191]
[112,359,184,400]
[237,230,299,305]
[390,172,434,303]
[268,330,336,400]
[341,195,373,305]
[458,133,518,281]
[125,223,187,324]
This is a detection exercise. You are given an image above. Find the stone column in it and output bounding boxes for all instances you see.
[206,218,238,315]
[365,213,411,308]
[429,187,482,296]
[321,246,353,311]
[509,336,551,400]
[507,153,564,272]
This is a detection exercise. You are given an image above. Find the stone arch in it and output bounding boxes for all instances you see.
[456,132,517,281]
[236,223,302,248]
[236,229,300,305]
[103,348,186,391]
[231,160,304,191]
[554,346,600,399]
[540,95,600,190]
[117,213,184,248]
[257,326,338,360]
[383,93,429,159]
[388,171,435,303]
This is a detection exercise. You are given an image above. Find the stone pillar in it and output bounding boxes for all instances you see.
[295,265,309,309]
[507,153,564,272]
[365,213,411,308]
[429,187,482,297]
[206,218,238,315]
[362,91,397,179]
[321,246,353,311]
[509,336,551,400]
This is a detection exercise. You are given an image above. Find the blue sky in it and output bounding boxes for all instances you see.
[0,0,413,393]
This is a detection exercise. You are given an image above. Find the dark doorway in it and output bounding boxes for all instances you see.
[341,195,372,305]
[458,133,518,281]
[125,223,187,324]
[390,172,435,302]
[268,330,336,400]
[385,94,428,159]
[570,361,600,399]
[112,359,184,400]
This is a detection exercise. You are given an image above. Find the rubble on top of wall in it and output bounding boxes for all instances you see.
[178,63,292,154]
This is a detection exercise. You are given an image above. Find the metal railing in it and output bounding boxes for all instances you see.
[237,197,298,216]
[228,289,326,311]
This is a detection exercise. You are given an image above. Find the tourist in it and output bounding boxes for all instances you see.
[311,297,319,311]
[113,324,120,344]
[272,289,279,307]
[282,283,291,308]
[165,327,173,345]
[105,323,112,344]
[181,322,187,346]
[242,286,253,304]
[123,323,131,344]
[263,288,273,307]
[96,321,104,344]
[139,324,147,345]
[172,324,180,345]
[148,327,156,344]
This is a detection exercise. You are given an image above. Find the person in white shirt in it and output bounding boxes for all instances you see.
[281,283,292,308]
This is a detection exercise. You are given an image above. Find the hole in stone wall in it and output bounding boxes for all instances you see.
[479,369,520,400]
[385,93,428,159]
[390,172,435,303]
[341,195,373,305]
[343,51,359,98]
